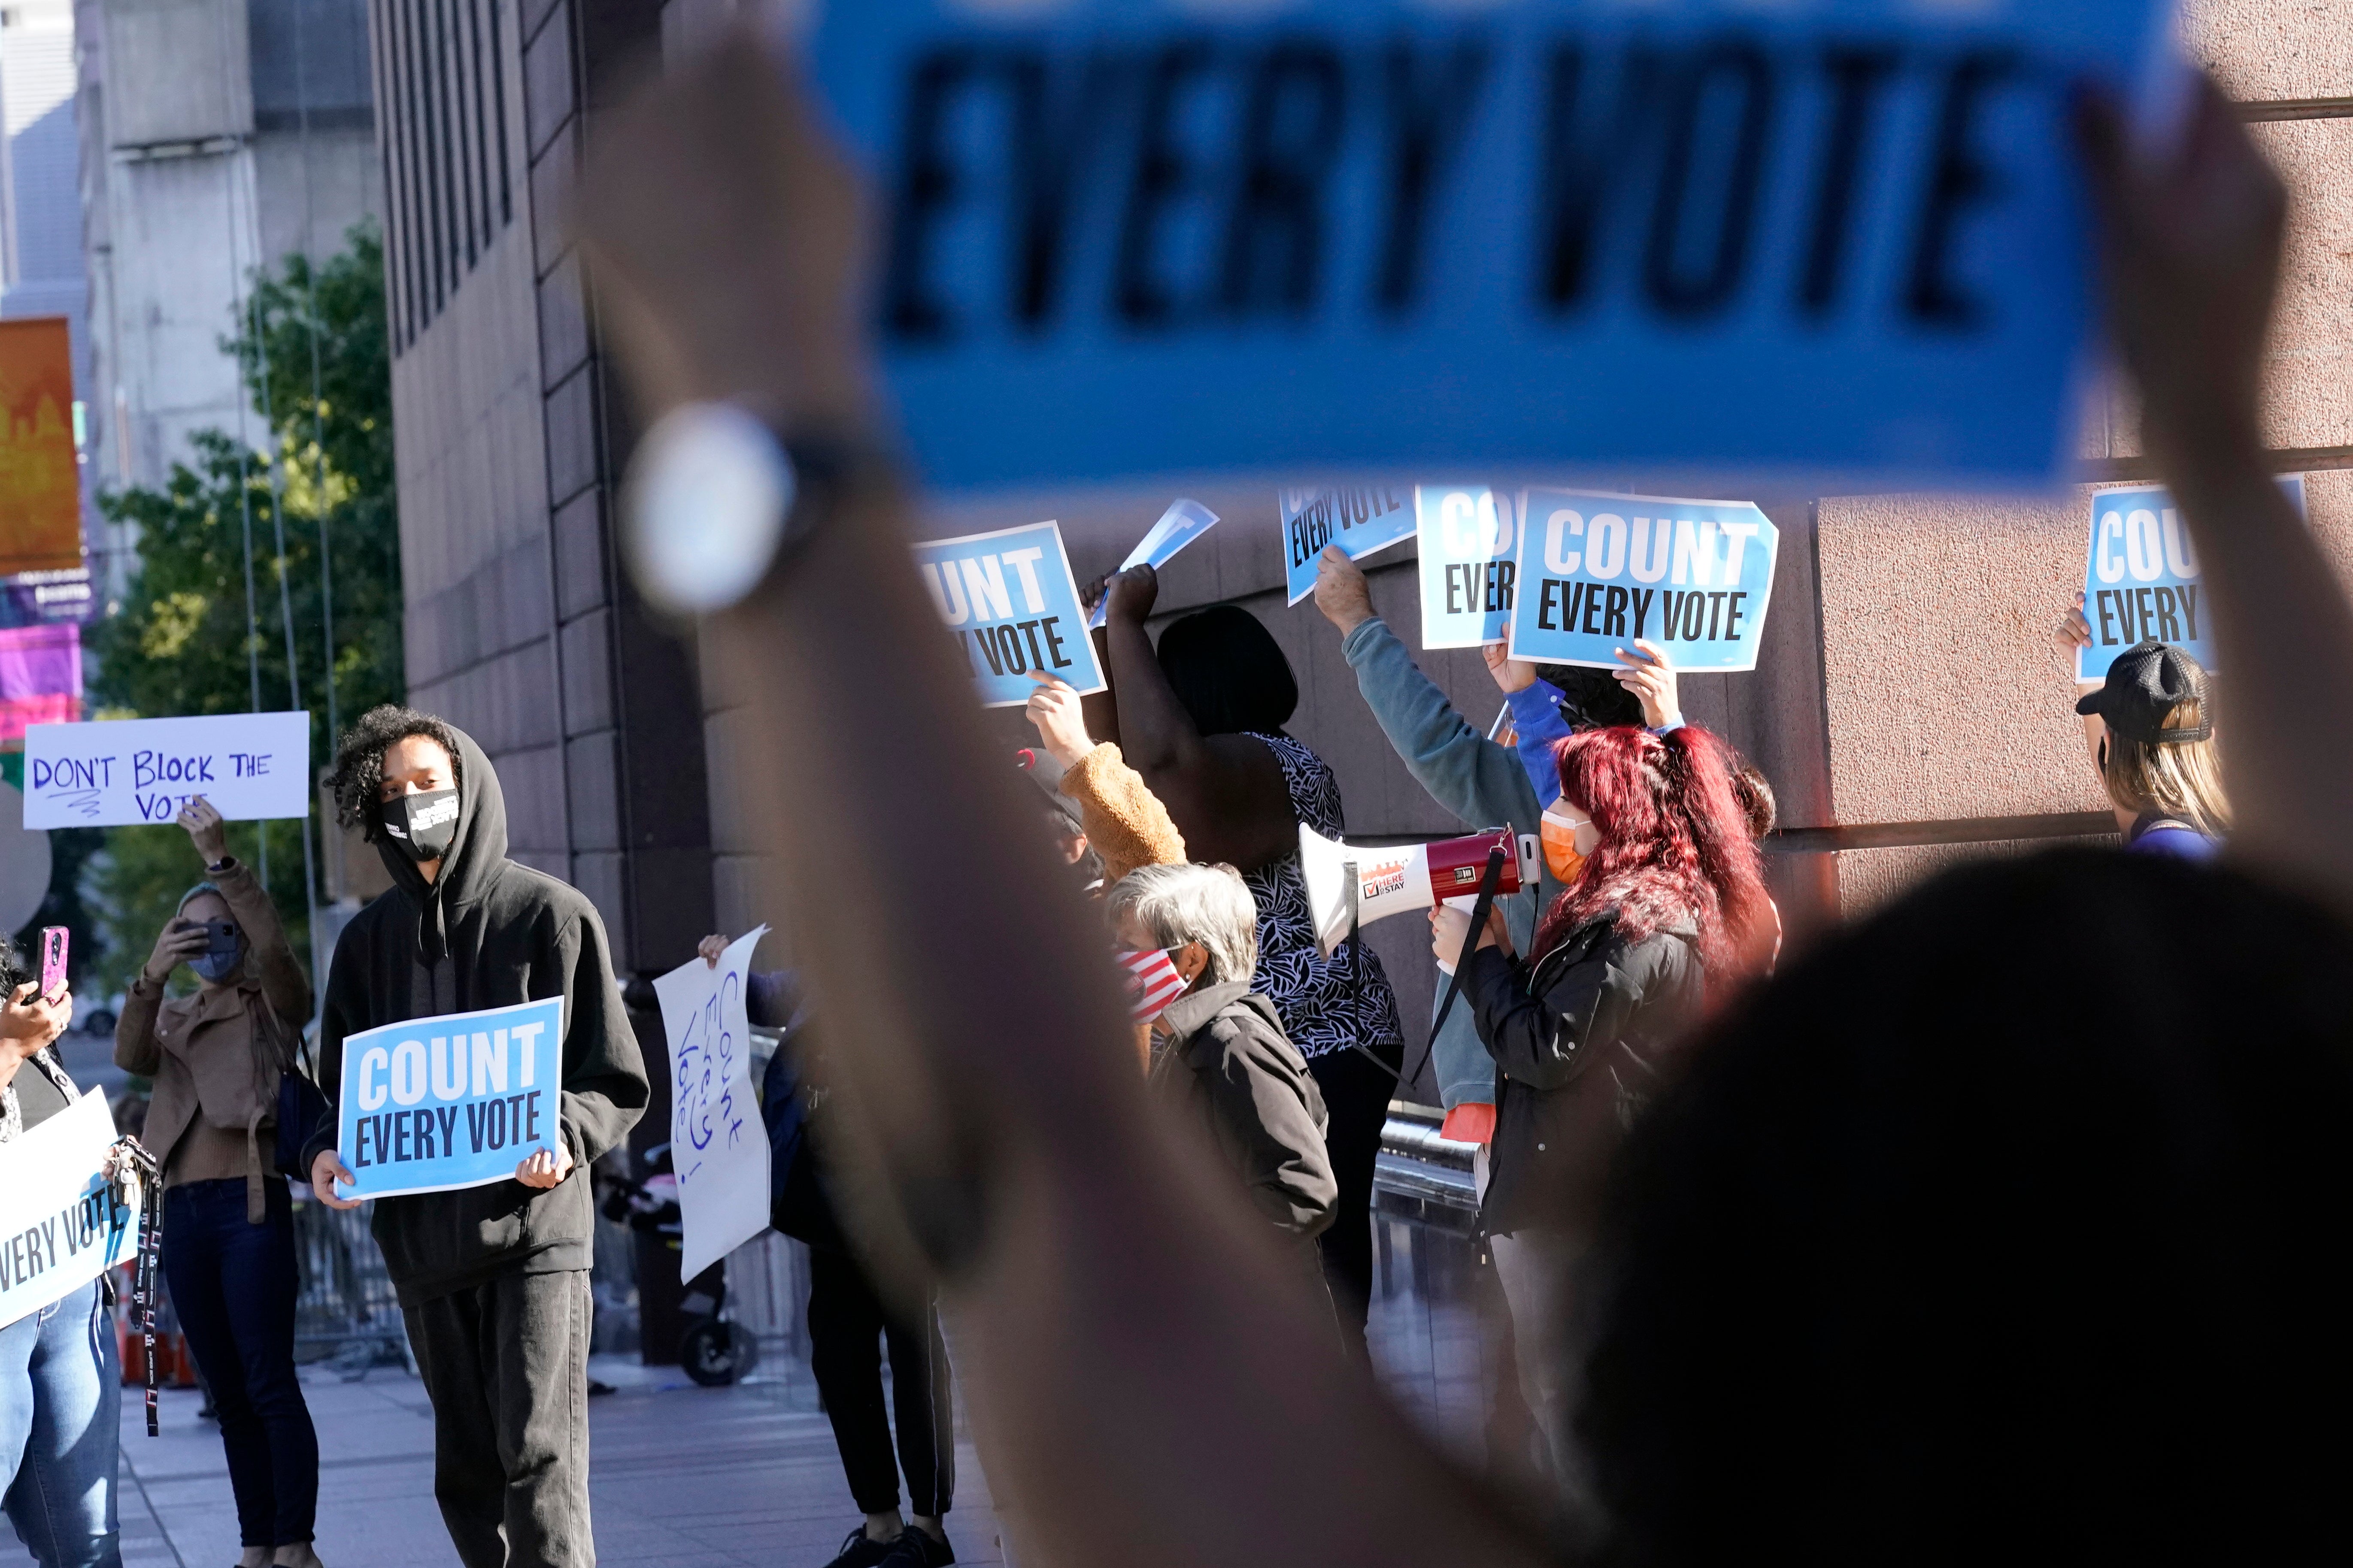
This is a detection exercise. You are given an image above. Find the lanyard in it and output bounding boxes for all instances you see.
[111,1135,164,1437]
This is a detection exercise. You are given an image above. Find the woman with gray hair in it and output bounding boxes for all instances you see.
[1107,864,1339,1247]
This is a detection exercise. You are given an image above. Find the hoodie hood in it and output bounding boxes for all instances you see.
[376,723,509,963]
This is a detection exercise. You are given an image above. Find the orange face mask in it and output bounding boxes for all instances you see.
[1540,808,1590,884]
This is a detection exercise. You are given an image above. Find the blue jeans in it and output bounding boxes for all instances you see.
[0,1279,121,1568]
[163,1178,318,1548]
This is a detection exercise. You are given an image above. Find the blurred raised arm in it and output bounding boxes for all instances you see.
[574,28,1545,1568]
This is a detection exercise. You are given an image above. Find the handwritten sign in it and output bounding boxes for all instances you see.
[1281,486,1415,606]
[914,520,1106,707]
[333,998,565,1202]
[652,926,773,1282]
[1089,499,1220,628]
[810,1,2170,493]
[2074,476,2305,681]
[22,711,311,829]
[1509,490,1779,672]
[1417,486,1516,650]
[0,1092,141,1331]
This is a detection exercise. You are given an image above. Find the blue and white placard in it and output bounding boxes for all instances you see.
[1417,486,1517,649]
[0,1093,140,1331]
[914,520,1107,706]
[1509,490,1778,672]
[2075,476,2306,681]
[335,998,565,1202]
[1281,486,1416,606]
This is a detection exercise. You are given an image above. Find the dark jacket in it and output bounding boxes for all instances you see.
[1459,911,1704,1235]
[303,725,649,1306]
[1150,982,1337,1239]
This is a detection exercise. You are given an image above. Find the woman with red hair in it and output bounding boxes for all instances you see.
[1430,722,1769,1521]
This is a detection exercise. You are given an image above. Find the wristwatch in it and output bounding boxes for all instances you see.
[619,403,887,616]
[206,856,236,875]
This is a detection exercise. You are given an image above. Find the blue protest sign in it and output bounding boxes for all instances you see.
[1509,490,1777,672]
[335,998,565,1202]
[2075,476,2305,681]
[808,0,2169,493]
[1417,485,1518,650]
[1089,498,1220,628]
[1281,486,1416,606]
[914,520,1106,706]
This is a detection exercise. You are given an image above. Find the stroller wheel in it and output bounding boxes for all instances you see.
[679,1320,760,1387]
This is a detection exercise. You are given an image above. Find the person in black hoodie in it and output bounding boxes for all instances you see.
[303,706,647,1568]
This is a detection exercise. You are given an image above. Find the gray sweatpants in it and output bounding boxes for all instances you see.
[403,1268,594,1568]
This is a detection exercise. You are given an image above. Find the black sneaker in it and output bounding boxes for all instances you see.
[821,1527,894,1568]
[876,1527,955,1568]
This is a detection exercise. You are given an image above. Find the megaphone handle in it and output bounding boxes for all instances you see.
[1427,848,1507,1050]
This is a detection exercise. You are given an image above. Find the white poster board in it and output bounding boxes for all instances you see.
[0,1092,143,1331]
[22,712,312,828]
[652,926,773,1282]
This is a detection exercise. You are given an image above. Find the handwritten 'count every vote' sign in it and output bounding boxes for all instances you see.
[334,998,564,1202]
[21,711,311,829]
[808,0,2169,491]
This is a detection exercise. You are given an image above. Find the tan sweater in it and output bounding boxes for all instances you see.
[1058,742,1186,889]
[1059,744,1186,1071]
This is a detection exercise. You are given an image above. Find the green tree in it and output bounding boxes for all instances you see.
[77,224,404,999]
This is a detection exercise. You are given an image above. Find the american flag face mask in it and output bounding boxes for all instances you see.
[1117,948,1189,1026]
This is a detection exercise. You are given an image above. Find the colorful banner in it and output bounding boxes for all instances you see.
[652,926,773,1281]
[1416,485,1516,650]
[1280,486,1415,606]
[2,566,95,627]
[1089,499,1220,628]
[809,2,2171,493]
[913,520,1107,707]
[0,1092,142,1332]
[2074,476,2306,681]
[1508,490,1779,672]
[333,998,567,1202]
[0,318,85,576]
[0,623,79,743]
[22,711,311,828]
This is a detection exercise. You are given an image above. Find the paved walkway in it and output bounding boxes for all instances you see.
[4,1354,1012,1568]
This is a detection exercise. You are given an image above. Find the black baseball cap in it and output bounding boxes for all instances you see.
[2076,639,2212,745]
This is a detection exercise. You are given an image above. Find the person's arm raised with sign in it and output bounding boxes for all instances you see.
[2077,80,2353,904]
[1092,564,1297,871]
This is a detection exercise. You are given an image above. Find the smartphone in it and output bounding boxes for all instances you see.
[39,926,67,994]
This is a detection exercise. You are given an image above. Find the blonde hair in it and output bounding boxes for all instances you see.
[2102,696,2231,839]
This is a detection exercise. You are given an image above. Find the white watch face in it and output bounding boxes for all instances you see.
[622,403,796,615]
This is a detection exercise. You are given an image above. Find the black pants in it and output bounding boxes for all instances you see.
[807,1246,953,1519]
[163,1178,319,1549]
[403,1268,594,1568]
[1308,1040,1402,1359]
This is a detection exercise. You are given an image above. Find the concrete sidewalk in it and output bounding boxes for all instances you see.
[3,1354,1011,1568]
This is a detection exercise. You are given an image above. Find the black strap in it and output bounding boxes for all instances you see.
[1428,847,1508,1044]
[114,1135,163,1436]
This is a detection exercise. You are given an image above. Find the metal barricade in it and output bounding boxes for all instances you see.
[289,1191,413,1378]
[724,1229,810,1364]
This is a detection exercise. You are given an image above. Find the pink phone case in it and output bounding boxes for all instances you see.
[39,926,67,993]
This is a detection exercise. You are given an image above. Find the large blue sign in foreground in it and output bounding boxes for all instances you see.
[336,998,565,1202]
[1509,490,1778,672]
[809,0,2169,493]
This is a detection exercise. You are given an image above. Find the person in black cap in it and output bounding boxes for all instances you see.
[304,705,648,1568]
[2057,614,2230,859]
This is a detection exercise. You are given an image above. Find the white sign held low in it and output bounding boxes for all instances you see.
[22,712,311,829]
[653,926,774,1282]
[0,1093,143,1331]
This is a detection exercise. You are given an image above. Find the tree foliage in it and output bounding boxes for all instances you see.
[76,224,404,999]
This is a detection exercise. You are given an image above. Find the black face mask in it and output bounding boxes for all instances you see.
[383,788,461,863]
